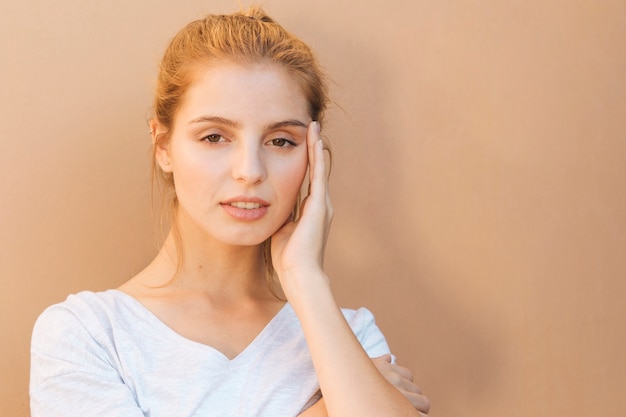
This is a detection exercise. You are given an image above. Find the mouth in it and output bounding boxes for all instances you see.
[221,196,270,208]
[220,197,270,221]
[227,201,264,210]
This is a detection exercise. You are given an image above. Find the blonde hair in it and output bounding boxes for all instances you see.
[151,6,329,293]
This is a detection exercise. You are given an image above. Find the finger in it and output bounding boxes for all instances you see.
[392,374,422,395]
[403,391,431,414]
[387,363,414,382]
[308,122,326,200]
[306,121,320,186]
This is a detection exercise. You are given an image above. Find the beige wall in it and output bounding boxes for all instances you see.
[1,1,624,416]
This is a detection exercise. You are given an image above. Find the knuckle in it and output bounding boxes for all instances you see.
[405,392,420,408]
[400,366,414,381]
[389,373,402,385]
[406,381,421,394]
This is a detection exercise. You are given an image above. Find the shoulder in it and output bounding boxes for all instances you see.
[31,290,134,360]
[33,290,123,336]
[30,291,151,417]
[30,291,134,387]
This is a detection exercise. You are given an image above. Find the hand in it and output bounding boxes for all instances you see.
[372,354,431,415]
[270,121,333,294]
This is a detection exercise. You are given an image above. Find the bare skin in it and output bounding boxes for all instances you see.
[119,62,430,416]
[270,122,429,417]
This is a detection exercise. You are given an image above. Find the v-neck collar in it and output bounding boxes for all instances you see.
[108,289,291,367]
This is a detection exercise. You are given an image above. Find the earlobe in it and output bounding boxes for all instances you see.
[155,145,173,173]
[157,155,172,172]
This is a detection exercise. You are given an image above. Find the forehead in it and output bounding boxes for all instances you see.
[176,60,311,126]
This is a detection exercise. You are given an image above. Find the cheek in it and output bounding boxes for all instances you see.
[171,148,227,199]
[275,154,308,203]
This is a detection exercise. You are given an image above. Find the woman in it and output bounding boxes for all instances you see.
[30,7,430,417]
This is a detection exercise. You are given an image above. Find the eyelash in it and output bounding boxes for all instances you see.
[201,133,296,148]
[268,138,296,147]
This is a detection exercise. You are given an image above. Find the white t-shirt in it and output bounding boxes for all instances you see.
[30,290,392,417]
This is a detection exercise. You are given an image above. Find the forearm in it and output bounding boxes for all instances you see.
[286,271,419,417]
[275,122,421,416]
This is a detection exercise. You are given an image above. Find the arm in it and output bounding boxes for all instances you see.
[272,122,427,417]
[286,274,421,417]
[299,357,430,417]
[372,355,431,414]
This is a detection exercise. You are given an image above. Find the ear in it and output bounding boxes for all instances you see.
[150,119,172,173]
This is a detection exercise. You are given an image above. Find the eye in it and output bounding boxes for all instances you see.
[202,133,224,143]
[269,138,294,147]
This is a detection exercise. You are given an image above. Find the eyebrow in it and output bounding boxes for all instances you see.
[188,116,308,130]
[189,116,240,128]
[267,119,308,130]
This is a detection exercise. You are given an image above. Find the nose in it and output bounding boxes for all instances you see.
[231,140,266,184]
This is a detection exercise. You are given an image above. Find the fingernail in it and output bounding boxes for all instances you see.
[313,120,320,134]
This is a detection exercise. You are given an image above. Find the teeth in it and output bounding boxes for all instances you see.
[229,202,261,209]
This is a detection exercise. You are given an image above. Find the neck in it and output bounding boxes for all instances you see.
[142,228,274,302]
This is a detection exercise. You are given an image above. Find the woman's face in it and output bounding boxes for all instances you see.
[157,61,311,247]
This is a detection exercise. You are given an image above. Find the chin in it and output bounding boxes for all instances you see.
[214,227,274,247]
[217,214,290,247]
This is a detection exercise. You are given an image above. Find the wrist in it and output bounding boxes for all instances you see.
[278,267,331,306]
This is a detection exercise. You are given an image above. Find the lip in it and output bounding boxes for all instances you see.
[220,196,270,221]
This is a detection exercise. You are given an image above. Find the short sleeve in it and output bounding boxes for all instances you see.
[30,304,145,417]
[343,307,395,361]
